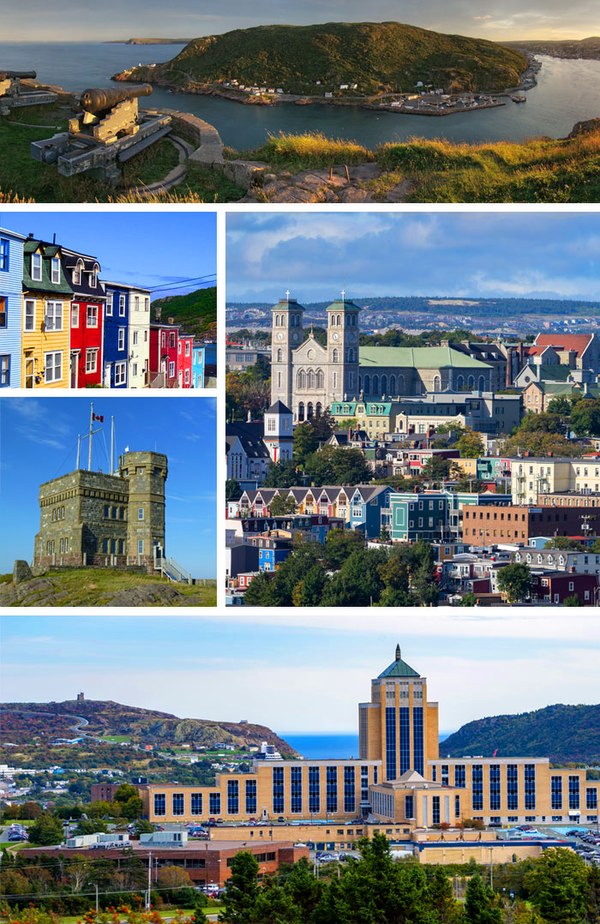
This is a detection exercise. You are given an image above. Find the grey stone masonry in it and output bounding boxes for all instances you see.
[33,451,168,573]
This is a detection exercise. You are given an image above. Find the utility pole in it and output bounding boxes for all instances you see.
[95,883,99,914]
[145,851,152,910]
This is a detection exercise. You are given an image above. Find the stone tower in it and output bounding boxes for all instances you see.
[326,296,361,402]
[119,451,168,569]
[270,296,305,407]
[358,646,439,780]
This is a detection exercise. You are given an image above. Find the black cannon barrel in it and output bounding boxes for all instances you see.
[0,70,37,79]
[80,84,153,114]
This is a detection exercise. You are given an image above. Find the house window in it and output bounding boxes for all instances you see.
[118,328,125,351]
[0,297,6,329]
[106,293,113,316]
[44,301,63,331]
[138,540,144,555]
[138,507,145,520]
[73,260,83,285]
[89,266,98,288]
[85,349,98,374]
[24,299,35,331]
[169,361,175,378]
[51,256,61,284]
[0,355,10,386]
[185,341,190,356]
[0,238,9,271]
[169,332,176,348]
[144,297,149,312]
[31,252,42,281]
[178,342,182,355]
[119,294,126,315]
[114,362,126,386]
[184,370,190,385]
[86,304,98,327]
[133,330,139,345]
[44,351,62,383]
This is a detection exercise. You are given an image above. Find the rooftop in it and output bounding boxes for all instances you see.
[377,645,421,679]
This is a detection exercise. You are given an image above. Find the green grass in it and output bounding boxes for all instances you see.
[0,568,216,607]
[121,137,181,187]
[245,131,374,170]
[0,573,12,584]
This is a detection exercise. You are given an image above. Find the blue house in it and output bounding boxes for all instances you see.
[348,485,393,538]
[101,282,129,387]
[192,341,217,388]
[0,227,26,387]
[390,492,450,543]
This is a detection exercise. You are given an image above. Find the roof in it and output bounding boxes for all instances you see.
[377,645,420,679]
[326,299,360,311]
[266,400,292,414]
[226,422,270,460]
[272,298,304,311]
[22,240,73,296]
[359,346,492,370]
[535,333,593,358]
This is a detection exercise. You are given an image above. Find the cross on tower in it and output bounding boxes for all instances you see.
[341,288,345,303]
[285,289,290,302]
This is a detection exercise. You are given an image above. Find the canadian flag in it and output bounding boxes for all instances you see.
[92,413,104,423]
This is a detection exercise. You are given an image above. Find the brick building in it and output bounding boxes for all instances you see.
[463,503,600,546]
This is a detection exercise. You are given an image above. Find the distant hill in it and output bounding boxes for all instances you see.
[509,37,600,60]
[0,698,297,756]
[153,285,216,340]
[122,21,527,95]
[440,704,600,764]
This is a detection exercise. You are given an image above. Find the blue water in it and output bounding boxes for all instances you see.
[283,734,360,759]
[1,43,600,147]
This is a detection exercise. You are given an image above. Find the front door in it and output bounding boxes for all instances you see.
[70,351,79,388]
[25,356,35,389]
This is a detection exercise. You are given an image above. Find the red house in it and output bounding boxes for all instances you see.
[178,333,194,388]
[531,571,598,606]
[149,322,180,388]
[61,247,105,388]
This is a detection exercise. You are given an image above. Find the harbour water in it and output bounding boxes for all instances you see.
[1,42,599,148]
[283,732,456,758]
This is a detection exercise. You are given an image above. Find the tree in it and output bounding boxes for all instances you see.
[263,460,301,488]
[226,479,242,501]
[292,564,328,606]
[227,369,270,421]
[546,537,586,551]
[570,398,600,437]
[464,873,502,924]
[157,865,196,906]
[270,495,297,516]
[242,571,278,606]
[563,594,581,606]
[524,847,589,924]
[293,421,323,464]
[427,866,462,923]
[112,783,143,820]
[304,446,372,486]
[456,427,485,459]
[28,813,65,846]
[323,528,365,569]
[222,851,260,924]
[421,455,453,484]
[496,563,532,604]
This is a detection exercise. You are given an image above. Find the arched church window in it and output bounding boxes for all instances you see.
[298,402,305,421]
[316,369,324,388]
[332,349,339,363]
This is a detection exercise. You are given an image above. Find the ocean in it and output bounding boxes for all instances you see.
[283,732,456,758]
[1,42,600,147]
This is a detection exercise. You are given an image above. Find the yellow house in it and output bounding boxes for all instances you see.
[22,239,73,388]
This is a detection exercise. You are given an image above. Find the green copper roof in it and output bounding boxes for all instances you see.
[378,645,420,679]
[359,346,492,369]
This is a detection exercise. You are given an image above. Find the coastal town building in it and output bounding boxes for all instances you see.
[137,648,599,830]
[21,238,72,388]
[0,227,26,388]
[512,457,600,504]
[61,247,106,389]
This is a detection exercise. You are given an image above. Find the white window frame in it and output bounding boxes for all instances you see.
[85,348,98,374]
[86,304,98,328]
[44,300,63,332]
[118,328,125,351]
[184,369,190,385]
[106,293,113,316]
[114,361,126,386]
[185,340,191,356]
[169,360,175,378]
[31,252,42,282]
[119,294,126,316]
[24,298,36,332]
[44,350,62,383]
[51,256,61,284]
[132,330,139,345]
[71,303,79,328]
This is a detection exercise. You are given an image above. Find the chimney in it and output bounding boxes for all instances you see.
[168,316,174,325]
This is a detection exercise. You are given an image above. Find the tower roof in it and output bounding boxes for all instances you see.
[266,400,292,415]
[377,644,420,679]
[326,298,359,310]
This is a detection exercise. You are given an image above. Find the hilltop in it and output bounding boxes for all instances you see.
[440,704,600,765]
[0,699,296,756]
[153,285,216,339]
[119,21,528,96]
[509,36,600,60]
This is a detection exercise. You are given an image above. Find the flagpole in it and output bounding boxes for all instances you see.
[76,435,81,470]
[111,417,115,475]
[88,402,94,471]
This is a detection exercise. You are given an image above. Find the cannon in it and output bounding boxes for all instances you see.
[80,83,153,114]
[0,70,37,80]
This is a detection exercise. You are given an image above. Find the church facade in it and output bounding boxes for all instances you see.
[270,296,494,423]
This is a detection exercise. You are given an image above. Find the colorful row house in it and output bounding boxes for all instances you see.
[22,238,73,388]
[62,247,106,389]
[0,227,26,387]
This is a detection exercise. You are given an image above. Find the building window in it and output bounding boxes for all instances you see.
[227,779,239,815]
[0,296,7,330]
[31,252,42,281]
[44,351,62,383]
[24,299,35,332]
[106,293,113,316]
[507,764,519,811]
[71,304,79,327]
[209,792,220,815]
[114,362,126,386]
[587,788,598,810]
[413,707,424,775]
[119,294,126,316]
[272,766,284,814]
[118,328,125,351]
[386,707,397,781]
[172,793,184,816]
[138,507,145,520]
[86,304,98,328]
[472,765,483,812]
[191,793,203,815]
[133,330,139,345]
[169,361,175,378]
[51,256,61,284]
[291,766,303,814]
[85,349,98,374]
[454,765,466,789]
[326,766,338,814]
[524,764,536,811]
[551,775,562,811]
[569,776,580,810]
[44,301,63,331]
[154,794,166,816]
[309,767,320,814]
[138,540,144,555]
[344,766,355,814]
[489,764,501,811]
[0,238,9,271]
[184,370,190,385]
[405,795,414,819]
[245,780,257,815]
[432,795,440,826]
[0,355,10,387]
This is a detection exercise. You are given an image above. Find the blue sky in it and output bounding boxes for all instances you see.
[227,212,600,304]
[2,0,596,41]
[0,211,216,300]
[0,396,216,576]
[1,615,597,733]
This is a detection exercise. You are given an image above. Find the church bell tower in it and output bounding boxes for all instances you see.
[270,293,305,407]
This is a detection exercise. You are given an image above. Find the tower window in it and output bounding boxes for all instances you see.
[138,508,145,520]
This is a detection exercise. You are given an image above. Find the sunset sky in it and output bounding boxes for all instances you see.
[3,0,595,42]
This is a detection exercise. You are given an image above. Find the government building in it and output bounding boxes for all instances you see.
[140,648,598,833]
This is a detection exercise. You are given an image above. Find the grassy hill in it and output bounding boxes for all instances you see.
[153,285,216,339]
[126,21,527,95]
[0,568,216,607]
[509,36,600,60]
[0,699,297,756]
[440,704,600,764]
